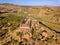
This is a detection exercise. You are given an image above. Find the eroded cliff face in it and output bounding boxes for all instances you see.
[0,18,60,45]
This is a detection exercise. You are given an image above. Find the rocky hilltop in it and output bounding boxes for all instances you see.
[0,4,60,45]
[0,18,60,45]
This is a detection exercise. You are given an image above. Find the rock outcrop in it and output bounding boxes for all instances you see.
[0,18,60,45]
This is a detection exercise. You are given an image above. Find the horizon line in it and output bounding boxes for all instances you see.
[0,3,60,7]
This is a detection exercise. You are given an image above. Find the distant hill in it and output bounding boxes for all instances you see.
[0,3,60,31]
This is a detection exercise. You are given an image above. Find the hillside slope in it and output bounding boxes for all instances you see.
[0,4,60,45]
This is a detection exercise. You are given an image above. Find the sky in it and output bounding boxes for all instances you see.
[0,0,60,6]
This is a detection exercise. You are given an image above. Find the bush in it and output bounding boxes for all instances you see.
[16,32,22,37]
[0,29,8,37]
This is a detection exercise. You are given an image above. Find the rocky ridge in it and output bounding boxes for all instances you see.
[0,18,60,45]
